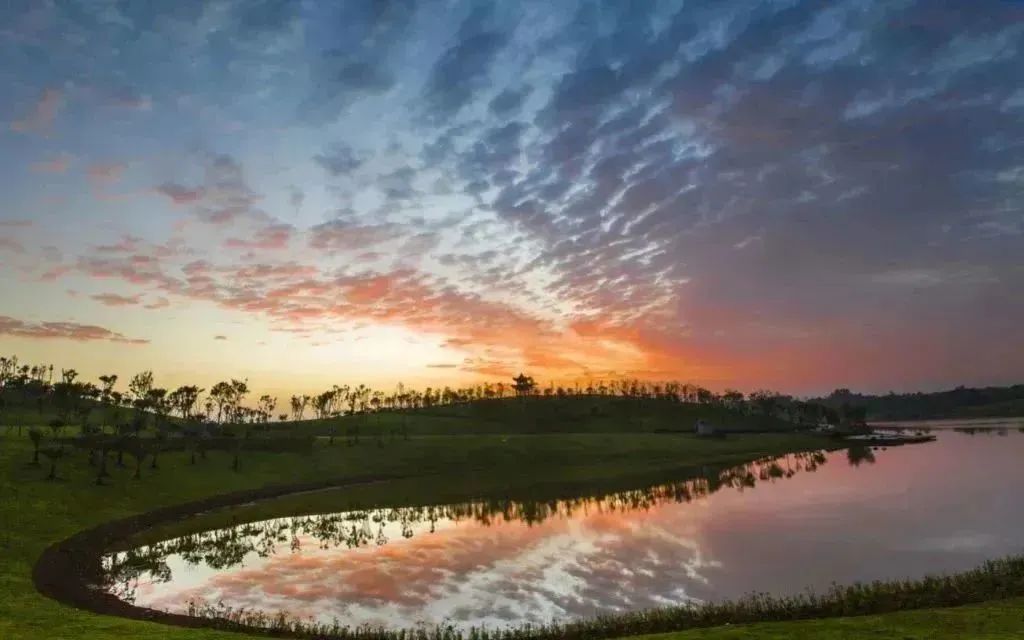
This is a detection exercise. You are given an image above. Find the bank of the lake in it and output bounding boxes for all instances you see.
[1,422,1022,639]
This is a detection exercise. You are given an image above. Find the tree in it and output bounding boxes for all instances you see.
[93,435,113,485]
[40,444,64,480]
[209,381,234,423]
[512,373,536,396]
[231,437,242,472]
[722,389,745,410]
[290,395,308,420]
[750,390,782,418]
[168,385,203,420]
[125,437,149,480]
[28,427,43,466]
[0,355,17,387]
[98,374,118,402]
[312,390,332,420]
[256,395,276,424]
[128,371,154,410]
[229,379,249,421]
[847,445,876,467]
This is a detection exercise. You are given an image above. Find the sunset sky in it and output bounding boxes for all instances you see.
[2,0,1023,398]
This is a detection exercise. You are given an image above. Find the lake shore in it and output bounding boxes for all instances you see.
[4,427,831,640]
[4,419,1024,639]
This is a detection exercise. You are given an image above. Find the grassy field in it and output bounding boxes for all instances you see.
[1,407,1021,639]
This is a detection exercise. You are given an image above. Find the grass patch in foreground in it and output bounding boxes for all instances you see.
[632,595,1024,639]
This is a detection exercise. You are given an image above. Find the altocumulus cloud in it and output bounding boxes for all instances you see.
[2,0,1023,391]
[0,316,148,345]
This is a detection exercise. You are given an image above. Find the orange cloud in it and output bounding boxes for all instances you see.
[155,183,204,205]
[87,162,126,185]
[11,88,64,134]
[0,315,148,344]
[30,152,73,174]
[90,292,141,307]
[224,224,293,251]
[0,238,25,253]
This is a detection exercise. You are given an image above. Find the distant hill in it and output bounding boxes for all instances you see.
[814,385,1024,421]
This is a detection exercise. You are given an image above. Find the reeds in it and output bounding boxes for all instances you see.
[183,554,1024,640]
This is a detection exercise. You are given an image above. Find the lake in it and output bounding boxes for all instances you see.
[100,420,1024,630]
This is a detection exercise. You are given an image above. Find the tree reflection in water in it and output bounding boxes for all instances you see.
[100,450,834,605]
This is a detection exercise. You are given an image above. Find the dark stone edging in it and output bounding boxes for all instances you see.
[32,473,409,634]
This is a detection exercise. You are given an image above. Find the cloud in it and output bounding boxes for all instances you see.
[0,315,148,344]
[87,162,127,185]
[299,0,418,121]
[6,0,1024,392]
[308,219,398,252]
[10,88,64,134]
[158,155,267,225]
[288,186,305,211]
[733,236,761,250]
[30,153,73,174]
[225,223,294,250]
[95,235,143,254]
[489,87,531,116]
[314,144,365,176]
[156,183,204,205]
[90,292,141,307]
[421,7,509,122]
[104,88,153,111]
[0,238,25,253]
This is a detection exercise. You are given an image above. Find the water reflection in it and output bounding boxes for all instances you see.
[102,451,828,621]
[99,426,1024,630]
[846,444,876,466]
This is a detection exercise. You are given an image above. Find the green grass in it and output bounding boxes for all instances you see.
[1,408,1021,639]
[629,597,1024,639]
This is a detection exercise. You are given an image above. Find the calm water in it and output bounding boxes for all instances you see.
[101,422,1024,630]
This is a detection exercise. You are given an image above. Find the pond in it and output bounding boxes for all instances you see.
[100,421,1024,631]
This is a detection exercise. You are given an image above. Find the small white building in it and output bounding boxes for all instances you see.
[695,419,716,436]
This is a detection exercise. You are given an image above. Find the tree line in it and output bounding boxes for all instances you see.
[2,355,868,430]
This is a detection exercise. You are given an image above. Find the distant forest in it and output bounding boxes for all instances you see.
[815,385,1024,421]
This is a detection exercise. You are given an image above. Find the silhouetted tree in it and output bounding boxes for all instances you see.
[40,444,64,480]
[512,373,536,396]
[28,427,42,466]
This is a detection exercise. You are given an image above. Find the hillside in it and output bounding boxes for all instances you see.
[815,385,1024,421]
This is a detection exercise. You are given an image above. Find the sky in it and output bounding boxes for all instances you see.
[1,0,1023,398]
